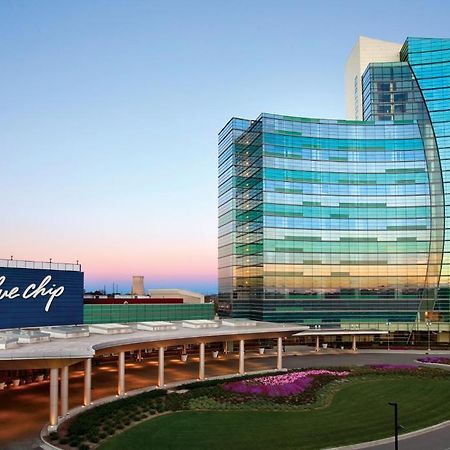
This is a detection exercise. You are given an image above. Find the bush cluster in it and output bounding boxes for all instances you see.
[349,365,450,378]
[65,389,168,448]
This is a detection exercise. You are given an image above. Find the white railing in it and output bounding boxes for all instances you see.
[0,259,81,272]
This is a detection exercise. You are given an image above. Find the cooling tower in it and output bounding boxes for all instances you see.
[132,276,144,296]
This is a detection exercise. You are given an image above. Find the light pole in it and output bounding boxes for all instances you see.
[388,402,399,450]
[386,321,391,351]
[426,321,431,352]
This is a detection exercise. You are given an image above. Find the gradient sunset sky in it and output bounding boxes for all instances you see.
[2,0,450,293]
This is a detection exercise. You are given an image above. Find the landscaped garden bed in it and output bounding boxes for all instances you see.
[416,356,450,365]
[48,365,450,450]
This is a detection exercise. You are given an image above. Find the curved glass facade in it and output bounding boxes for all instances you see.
[219,37,450,324]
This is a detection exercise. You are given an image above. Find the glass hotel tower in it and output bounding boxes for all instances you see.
[218,37,450,325]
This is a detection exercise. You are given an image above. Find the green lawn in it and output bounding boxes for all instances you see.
[98,376,450,450]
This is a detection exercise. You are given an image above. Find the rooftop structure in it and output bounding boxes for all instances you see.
[345,36,402,120]
[0,258,81,272]
[132,276,145,296]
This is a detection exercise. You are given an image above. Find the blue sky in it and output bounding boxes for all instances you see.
[1,0,449,293]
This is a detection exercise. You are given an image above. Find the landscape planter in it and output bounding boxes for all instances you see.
[180,354,188,363]
[258,348,265,355]
[212,351,219,359]
[12,379,20,387]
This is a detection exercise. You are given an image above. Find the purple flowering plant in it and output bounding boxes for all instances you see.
[417,356,450,365]
[223,370,349,397]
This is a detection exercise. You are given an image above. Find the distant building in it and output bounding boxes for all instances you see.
[83,294,183,304]
[149,289,205,304]
[84,289,205,305]
[83,289,211,323]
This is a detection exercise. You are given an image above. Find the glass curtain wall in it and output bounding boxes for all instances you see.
[218,37,450,324]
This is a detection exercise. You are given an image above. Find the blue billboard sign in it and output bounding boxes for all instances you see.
[0,267,84,329]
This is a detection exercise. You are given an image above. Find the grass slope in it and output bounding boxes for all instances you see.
[98,377,450,450]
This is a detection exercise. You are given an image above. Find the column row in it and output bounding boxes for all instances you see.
[48,337,285,429]
[314,335,358,351]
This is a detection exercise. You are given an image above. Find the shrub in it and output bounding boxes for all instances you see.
[87,431,99,443]
[69,438,81,447]
[67,389,167,437]
[49,432,59,441]
[155,403,165,413]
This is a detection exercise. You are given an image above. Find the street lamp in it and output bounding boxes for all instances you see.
[425,321,432,353]
[388,402,399,450]
[386,321,391,351]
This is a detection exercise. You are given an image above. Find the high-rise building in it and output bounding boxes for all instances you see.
[218,37,450,325]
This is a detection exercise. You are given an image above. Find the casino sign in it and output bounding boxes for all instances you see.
[0,261,84,329]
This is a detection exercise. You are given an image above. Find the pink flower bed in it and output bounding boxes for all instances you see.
[223,370,349,397]
[417,356,450,365]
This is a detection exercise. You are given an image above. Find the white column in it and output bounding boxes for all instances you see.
[118,351,125,395]
[49,368,59,426]
[83,359,92,406]
[158,347,165,387]
[223,341,228,354]
[199,342,205,380]
[60,365,69,416]
[277,337,283,370]
[239,339,245,375]
[315,335,320,352]
[352,335,357,352]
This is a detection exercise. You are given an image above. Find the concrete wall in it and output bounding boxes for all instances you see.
[345,36,401,120]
